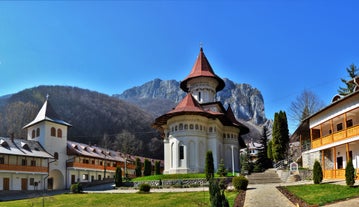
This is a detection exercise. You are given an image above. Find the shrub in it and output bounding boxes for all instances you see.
[209,179,229,207]
[313,160,323,184]
[217,159,228,177]
[346,158,355,187]
[115,166,123,187]
[139,183,151,193]
[232,175,248,191]
[205,151,214,181]
[143,159,152,176]
[70,182,83,193]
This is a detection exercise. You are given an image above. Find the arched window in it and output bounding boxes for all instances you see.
[179,124,183,130]
[57,129,62,138]
[36,128,40,137]
[51,127,56,137]
[32,130,35,139]
[54,152,59,160]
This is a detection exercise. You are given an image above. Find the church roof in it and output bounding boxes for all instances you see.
[153,94,249,136]
[23,99,72,129]
[180,48,225,92]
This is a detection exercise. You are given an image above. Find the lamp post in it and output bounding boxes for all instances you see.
[231,145,234,176]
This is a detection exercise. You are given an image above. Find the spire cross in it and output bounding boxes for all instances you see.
[46,94,49,100]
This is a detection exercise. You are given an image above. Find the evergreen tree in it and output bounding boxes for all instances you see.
[209,179,229,207]
[345,158,355,187]
[254,126,272,172]
[272,111,289,162]
[267,140,273,161]
[205,151,215,181]
[217,159,228,177]
[114,166,122,187]
[338,64,359,96]
[240,151,250,174]
[135,158,142,177]
[313,160,323,184]
[143,159,152,176]
[155,160,161,175]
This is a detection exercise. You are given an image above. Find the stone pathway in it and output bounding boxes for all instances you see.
[244,183,295,207]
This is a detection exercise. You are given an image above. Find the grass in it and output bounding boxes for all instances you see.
[0,191,239,207]
[285,183,359,206]
[132,173,209,181]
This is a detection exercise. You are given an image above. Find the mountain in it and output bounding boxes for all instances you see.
[0,86,163,159]
[115,78,273,143]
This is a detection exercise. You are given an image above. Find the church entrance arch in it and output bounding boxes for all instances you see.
[48,169,64,190]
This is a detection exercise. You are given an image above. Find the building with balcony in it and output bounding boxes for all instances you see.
[294,76,359,179]
[1,98,163,191]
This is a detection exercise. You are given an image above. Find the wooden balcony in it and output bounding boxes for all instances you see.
[67,162,116,171]
[324,169,359,180]
[0,164,48,173]
[312,125,359,149]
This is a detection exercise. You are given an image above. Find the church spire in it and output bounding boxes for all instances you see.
[180,47,225,93]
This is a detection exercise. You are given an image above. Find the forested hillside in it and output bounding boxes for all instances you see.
[0,86,163,159]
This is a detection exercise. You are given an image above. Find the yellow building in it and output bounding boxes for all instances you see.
[295,77,359,179]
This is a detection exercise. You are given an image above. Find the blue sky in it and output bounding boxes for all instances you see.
[1,1,358,131]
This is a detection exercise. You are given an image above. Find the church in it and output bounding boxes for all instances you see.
[153,48,249,174]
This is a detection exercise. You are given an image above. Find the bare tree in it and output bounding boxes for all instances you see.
[289,90,325,127]
[114,130,142,155]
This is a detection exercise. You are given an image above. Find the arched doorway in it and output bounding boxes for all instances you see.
[48,169,64,190]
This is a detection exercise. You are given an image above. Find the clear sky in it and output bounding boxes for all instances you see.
[1,1,358,132]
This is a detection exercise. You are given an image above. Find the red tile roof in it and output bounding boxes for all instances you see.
[180,48,225,92]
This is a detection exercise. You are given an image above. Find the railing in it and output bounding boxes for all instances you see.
[0,164,48,172]
[274,160,285,169]
[67,162,116,171]
[312,125,359,149]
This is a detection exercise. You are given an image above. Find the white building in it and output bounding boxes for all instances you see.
[153,48,249,174]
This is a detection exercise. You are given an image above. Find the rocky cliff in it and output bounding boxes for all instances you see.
[115,78,273,142]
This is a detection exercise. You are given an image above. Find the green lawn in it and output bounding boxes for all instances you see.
[0,191,238,207]
[284,183,359,206]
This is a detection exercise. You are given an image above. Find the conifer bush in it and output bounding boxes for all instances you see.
[232,175,248,191]
[345,158,355,187]
[313,160,323,184]
[70,182,83,193]
[139,183,151,193]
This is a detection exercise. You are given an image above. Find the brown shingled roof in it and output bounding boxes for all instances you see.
[180,48,225,92]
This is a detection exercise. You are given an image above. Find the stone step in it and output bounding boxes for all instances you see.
[247,169,282,184]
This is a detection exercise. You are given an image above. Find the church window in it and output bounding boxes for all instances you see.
[57,129,62,138]
[54,152,59,160]
[32,130,36,138]
[184,124,188,130]
[0,157,4,164]
[190,124,194,130]
[51,127,56,137]
[179,124,183,130]
[36,128,40,137]
[223,134,226,138]
[200,125,202,130]
[198,92,201,101]
[175,126,178,131]
[195,124,199,130]
[209,127,213,133]
[179,145,184,160]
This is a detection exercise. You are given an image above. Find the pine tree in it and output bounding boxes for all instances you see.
[217,159,228,177]
[143,159,152,176]
[205,151,215,181]
[345,158,355,187]
[114,166,122,187]
[155,160,161,175]
[338,64,359,96]
[254,126,272,172]
[240,151,250,174]
[267,140,273,160]
[135,158,142,177]
[272,111,289,162]
[313,160,323,184]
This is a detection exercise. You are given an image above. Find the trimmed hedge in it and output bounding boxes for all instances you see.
[139,183,151,193]
[232,175,248,191]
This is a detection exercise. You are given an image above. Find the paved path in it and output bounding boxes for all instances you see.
[244,183,295,207]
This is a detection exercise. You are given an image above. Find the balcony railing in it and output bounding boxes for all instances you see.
[312,125,359,149]
[0,164,48,173]
[67,162,116,171]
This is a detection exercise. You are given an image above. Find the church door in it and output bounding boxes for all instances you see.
[3,178,9,190]
[21,178,28,190]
